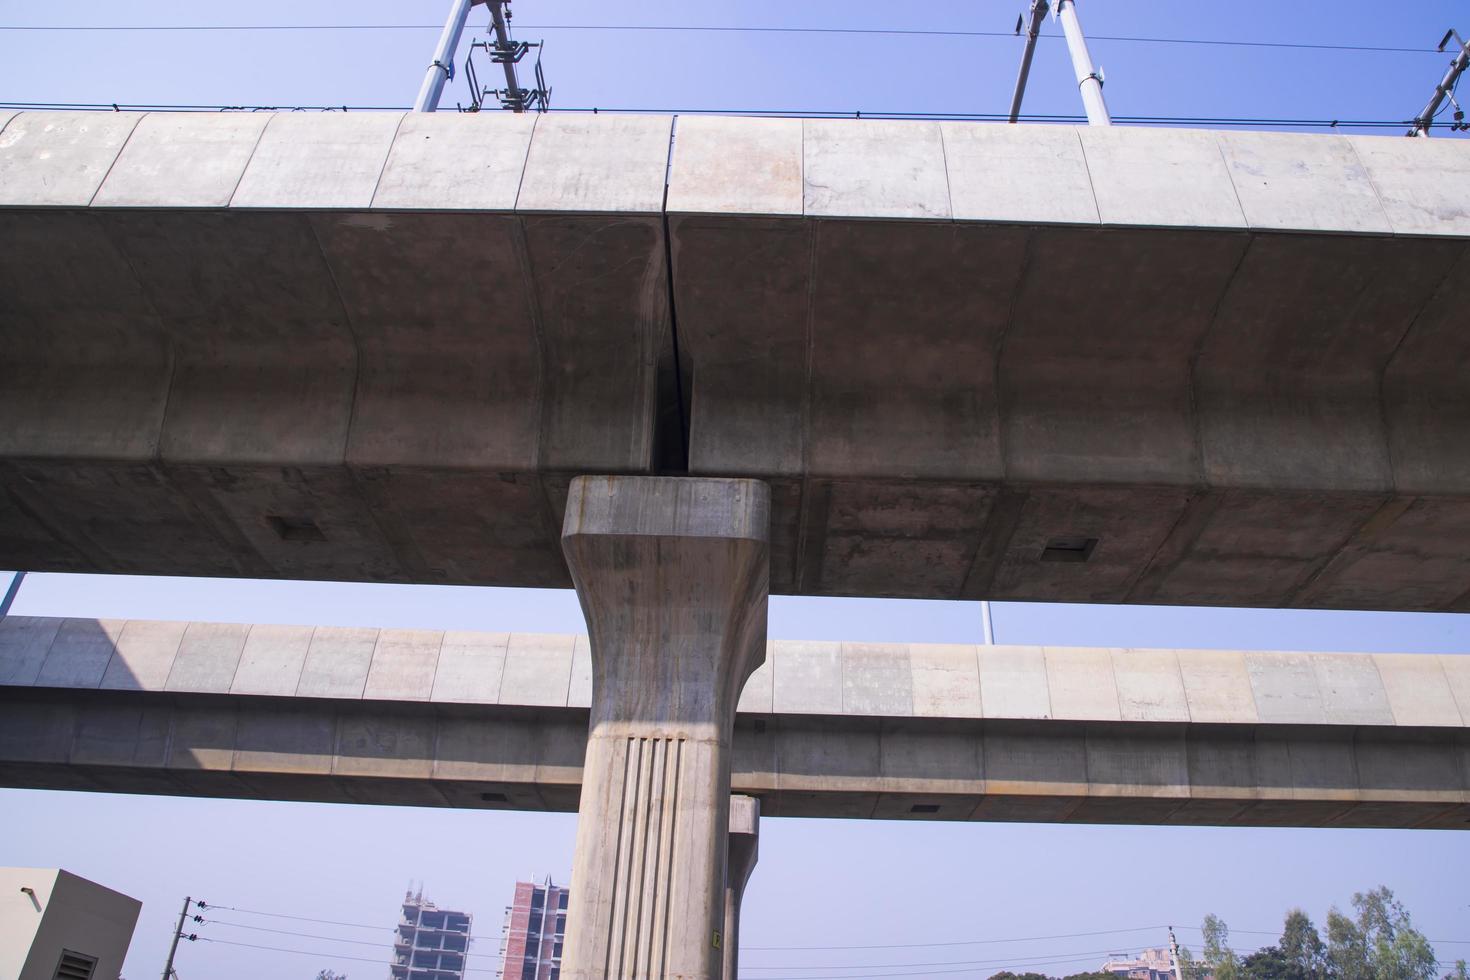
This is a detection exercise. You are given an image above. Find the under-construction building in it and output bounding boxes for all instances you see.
[392,890,474,980]
[499,878,568,980]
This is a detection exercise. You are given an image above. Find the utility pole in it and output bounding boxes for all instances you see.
[486,1,527,111]
[981,601,995,645]
[415,0,476,112]
[1055,0,1111,125]
[161,896,191,980]
[0,571,24,618]
[1169,925,1185,980]
[1008,0,1049,122]
[1408,28,1470,136]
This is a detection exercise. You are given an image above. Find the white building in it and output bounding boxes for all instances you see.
[0,868,141,980]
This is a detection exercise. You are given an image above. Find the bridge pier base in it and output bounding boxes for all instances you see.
[723,795,761,980]
[560,476,770,980]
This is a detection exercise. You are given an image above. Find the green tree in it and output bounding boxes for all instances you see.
[1445,959,1469,980]
[984,973,1050,980]
[1203,913,1243,980]
[1327,887,1437,980]
[1177,944,1205,980]
[1280,909,1327,979]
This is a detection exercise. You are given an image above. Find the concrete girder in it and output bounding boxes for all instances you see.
[1,616,1467,830]
[4,113,1470,609]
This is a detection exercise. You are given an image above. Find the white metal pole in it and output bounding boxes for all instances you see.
[981,600,995,645]
[414,0,475,112]
[1056,0,1111,126]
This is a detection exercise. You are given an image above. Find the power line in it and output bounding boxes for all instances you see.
[0,21,1447,55]
[745,924,1169,951]
[205,919,504,958]
[197,937,502,973]
[0,99,1423,130]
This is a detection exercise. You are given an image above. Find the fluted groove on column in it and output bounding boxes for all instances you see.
[604,736,685,980]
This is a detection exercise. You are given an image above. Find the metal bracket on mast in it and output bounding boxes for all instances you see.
[1408,28,1470,136]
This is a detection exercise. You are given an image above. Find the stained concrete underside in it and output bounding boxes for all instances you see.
[4,112,1470,609]
[2,618,1467,829]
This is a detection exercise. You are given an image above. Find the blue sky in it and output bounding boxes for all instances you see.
[2,1,1470,978]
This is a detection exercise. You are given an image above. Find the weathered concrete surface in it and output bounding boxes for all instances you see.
[4,113,1470,610]
[560,476,769,980]
[1,617,1467,829]
[723,795,759,980]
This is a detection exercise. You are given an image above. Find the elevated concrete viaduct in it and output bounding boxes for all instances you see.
[4,614,1468,831]
[4,112,1470,610]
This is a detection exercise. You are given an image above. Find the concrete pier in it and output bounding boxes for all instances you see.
[723,795,760,980]
[559,476,770,980]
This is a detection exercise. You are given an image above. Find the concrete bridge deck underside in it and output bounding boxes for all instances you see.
[4,113,1470,610]
[2,617,1467,830]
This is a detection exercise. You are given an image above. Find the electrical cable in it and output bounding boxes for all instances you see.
[0,99,1425,129]
[746,924,1169,952]
[196,937,502,973]
[0,21,1447,55]
[204,919,503,958]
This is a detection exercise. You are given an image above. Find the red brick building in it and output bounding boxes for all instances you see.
[499,878,568,980]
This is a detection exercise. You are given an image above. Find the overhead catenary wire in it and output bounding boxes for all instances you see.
[0,21,1449,55]
[0,99,1427,130]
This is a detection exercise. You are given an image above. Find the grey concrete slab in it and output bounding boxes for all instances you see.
[1111,648,1190,722]
[667,115,802,215]
[1374,653,1463,726]
[234,706,337,774]
[0,111,142,206]
[430,631,508,704]
[230,624,313,697]
[1349,134,1470,236]
[296,627,378,699]
[169,705,239,771]
[373,111,533,210]
[566,635,593,708]
[877,726,983,795]
[230,112,402,209]
[941,123,1098,225]
[736,650,774,714]
[334,707,434,780]
[164,622,249,694]
[311,210,540,470]
[35,619,126,688]
[0,616,62,686]
[363,629,442,701]
[100,620,188,691]
[1219,131,1391,234]
[983,725,1088,798]
[841,643,914,716]
[771,640,842,714]
[515,114,670,213]
[909,644,982,718]
[70,702,172,768]
[1441,655,1470,725]
[1247,651,1326,724]
[498,633,575,706]
[977,646,1050,719]
[1080,127,1245,228]
[1045,647,1121,721]
[92,113,269,208]
[1177,649,1258,723]
[1312,653,1394,726]
[802,118,949,219]
[1084,728,1190,799]
[101,210,357,466]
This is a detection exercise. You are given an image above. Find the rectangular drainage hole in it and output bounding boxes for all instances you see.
[268,515,326,542]
[1041,535,1097,563]
[481,792,509,803]
[910,803,941,814]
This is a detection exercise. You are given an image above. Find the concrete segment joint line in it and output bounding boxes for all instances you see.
[83,112,146,208]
